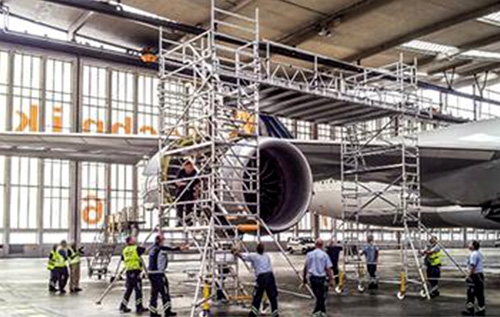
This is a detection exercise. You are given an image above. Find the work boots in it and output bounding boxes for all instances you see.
[119,306,131,313]
[136,306,147,315]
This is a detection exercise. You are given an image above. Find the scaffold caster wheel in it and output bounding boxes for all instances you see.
[420,289,427,298]
[97,274,102,280]
[397,291,406,300]
[357,284,365,293]
[335,286,343,294]
[110,276,115,283]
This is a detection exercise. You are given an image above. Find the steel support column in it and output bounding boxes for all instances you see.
[105,68,112,223]
[36,56,47,249]
[69,57,82,244]
[2,51,14,256]
[132,72,139,221]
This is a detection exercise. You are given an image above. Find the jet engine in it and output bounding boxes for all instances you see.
[142,138,313,233]
[222,138,313,232]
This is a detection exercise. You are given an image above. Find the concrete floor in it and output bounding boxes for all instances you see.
[0,249,500,317]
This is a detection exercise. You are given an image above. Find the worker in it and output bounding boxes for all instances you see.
[55,240,69,294]
[303,238,335,317]
[47,244,59,292]
[462,240,485,316]
[325,238,343,286]
[68,242,84,293]
[175,159,199,227]
[148,234,188,317]
[421,236,442,298]
[233,242,279,317]
[360,234,379,290]
[120,236,146,314]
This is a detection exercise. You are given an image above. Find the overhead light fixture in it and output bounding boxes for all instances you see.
[318,27,331,37]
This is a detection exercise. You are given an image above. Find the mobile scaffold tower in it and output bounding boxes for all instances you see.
[157,2,310,316]
[339,56,466,300]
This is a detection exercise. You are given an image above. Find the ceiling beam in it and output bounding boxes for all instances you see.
[452,71,500,89]
[41,0,203,35]
[277,0,391,46]
[457,61,500,77]
[457,32,500,52]
[345,2,500,62]
[67,11,94,40]
[9,11,137,52]
[37,0,500,107]
[0,29,158,70]
[427,59,474,76]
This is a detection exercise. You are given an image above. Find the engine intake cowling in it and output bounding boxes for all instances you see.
[223,138,313,232]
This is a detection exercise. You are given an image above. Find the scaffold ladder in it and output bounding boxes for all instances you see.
[339,57,430,299]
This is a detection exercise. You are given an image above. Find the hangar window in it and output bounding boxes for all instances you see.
[43,159,70,230]
[46,59,72,132]
[0,158,4,231]
[80,162,107,236]
[0,51,6,234]
[9,53,41,237]
[160,79,187,135]
[317,123,331,140]
[110,164,134,216]
[138,75,159,135]
[137,74,159,231]
[12,53,41,132]
[278,117,294,137]
[111,70,135,134]
[82,65,107,133]
[296,120,311,140]
[10,157,38,230]
[110,70,138,224]
[81,65,108,241]
[0,51,8,132]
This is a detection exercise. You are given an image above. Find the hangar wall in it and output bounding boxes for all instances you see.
[0,41,500,257]
[0,44,161,256]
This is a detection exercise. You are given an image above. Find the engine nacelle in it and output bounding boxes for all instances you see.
[222,138,313,232]
[142,138,313,233]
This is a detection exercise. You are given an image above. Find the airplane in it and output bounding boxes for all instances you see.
[1,115,500,232]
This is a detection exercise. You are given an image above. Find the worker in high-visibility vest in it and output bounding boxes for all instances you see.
[119,236,146,314]
[421,236,443,298]
[68,242,84,293]
[54,240,70,294]
[47,244,59,292]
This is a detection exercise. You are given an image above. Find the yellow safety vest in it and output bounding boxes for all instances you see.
[122,245,142,271]
[47,250,57,270]
[429,250,442,266]
[68,247,81,265]
[53,249,67,268]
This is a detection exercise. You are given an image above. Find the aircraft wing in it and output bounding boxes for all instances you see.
[291,117,500,183]
[0,132,159,165]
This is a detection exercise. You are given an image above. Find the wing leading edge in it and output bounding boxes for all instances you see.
[0,132,159,165]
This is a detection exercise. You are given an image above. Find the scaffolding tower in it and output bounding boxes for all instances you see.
[338,57,465,299]
[152,1,470,312]
[157,2,309,316]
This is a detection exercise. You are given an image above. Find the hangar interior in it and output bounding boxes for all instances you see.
[0,0,500,256]
[1,0,500,316]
